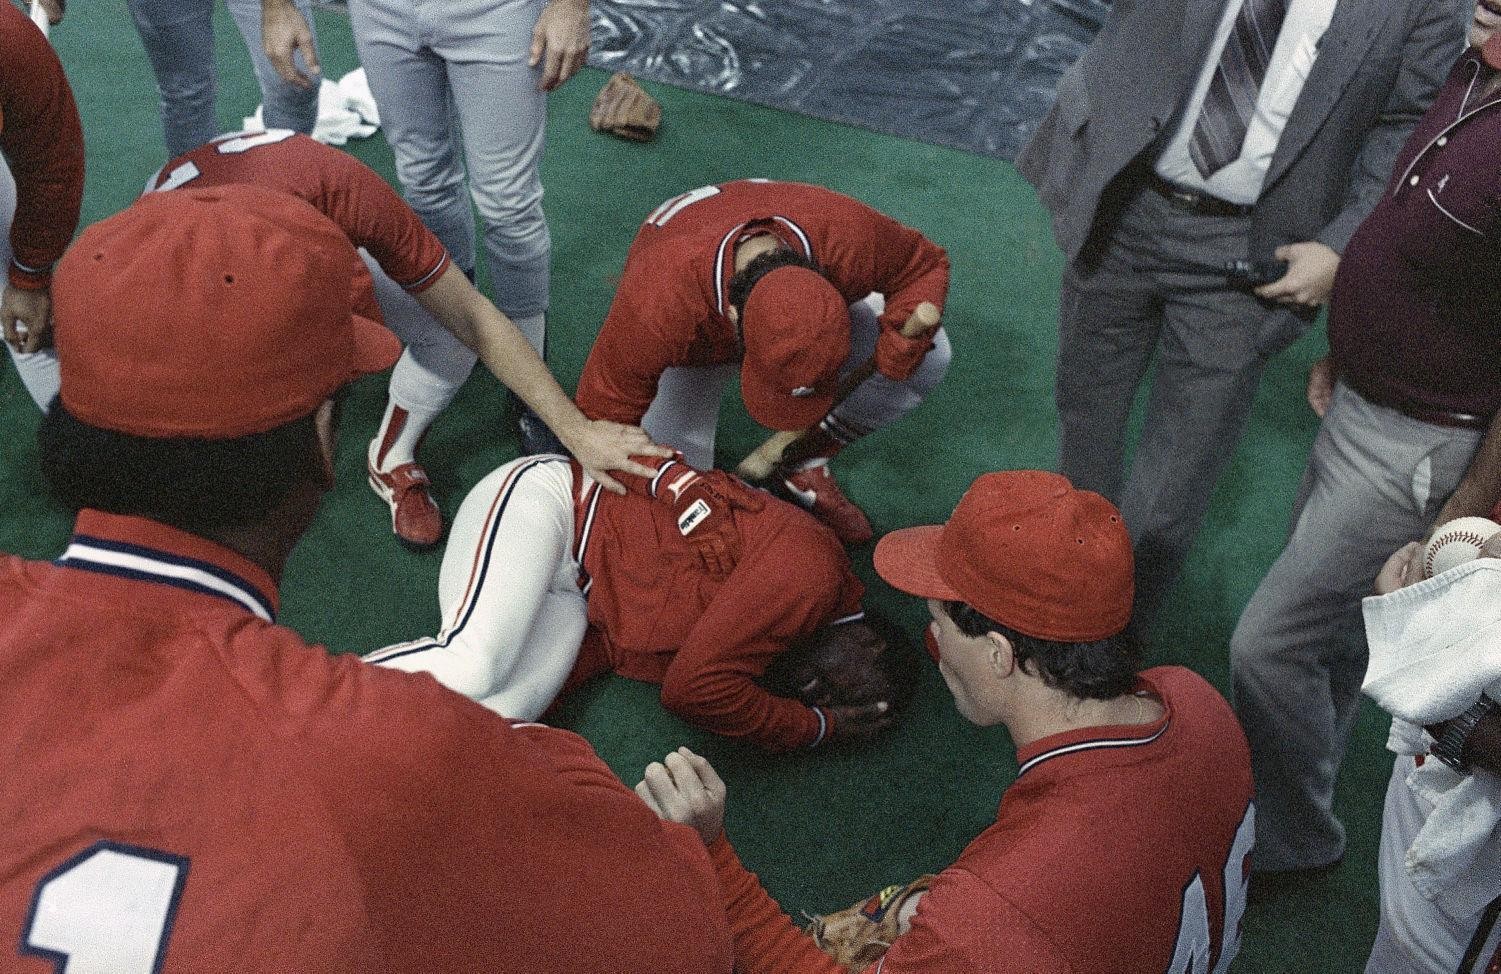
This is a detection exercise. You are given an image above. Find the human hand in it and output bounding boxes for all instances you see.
[1374,541,1423,595]
[530,0,589,92]
[1254,242,1339,307]
[1306,356,1334,418]
[3,285,51,354]
[560,419,673,495]
[262,0,320,89]
[824,701,894,745]
[635,747,726,846]
[793,621,896,710]
[874,301,941,381]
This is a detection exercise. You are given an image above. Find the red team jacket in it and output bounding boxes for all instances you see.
[574,179,950,425]
[710,666,1256,973]
[145,130,450,305]
[570,462,866,750]
[0,1,84,290]
[0,511,733,972]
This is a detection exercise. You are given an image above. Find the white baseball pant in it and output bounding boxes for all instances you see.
[1365,755,1501,973]
[366,455,588,719]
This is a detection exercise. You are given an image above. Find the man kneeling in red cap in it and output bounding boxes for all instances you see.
[634,471,1256,973]
[0,185,731,972]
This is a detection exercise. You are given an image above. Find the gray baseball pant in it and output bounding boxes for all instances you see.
[349,0,551,352]
[127,0,320,158]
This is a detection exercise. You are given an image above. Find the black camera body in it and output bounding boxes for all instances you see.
[1225,258,1289,287]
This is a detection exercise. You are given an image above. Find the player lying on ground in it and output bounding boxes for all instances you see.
[16,128,668,549]
[636,471,1258,972]
[4,185,732,971]
[574,178,951,546]
[367,452,914,750]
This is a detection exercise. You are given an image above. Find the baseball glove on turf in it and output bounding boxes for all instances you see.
[806,875,937,970]
[589,71,661,142]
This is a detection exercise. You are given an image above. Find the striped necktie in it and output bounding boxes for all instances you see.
[1189,0,1290,178]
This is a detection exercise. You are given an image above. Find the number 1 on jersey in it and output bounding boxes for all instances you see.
[21,842,188,974]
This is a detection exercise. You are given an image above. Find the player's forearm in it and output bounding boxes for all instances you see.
[1467,711,1501,775]
[1,54,84,287]
[1434,409,1501,526]
[660,655,823,751]
[707,835,848,974]
[1428,708,1501,776]
[420,268,594,445]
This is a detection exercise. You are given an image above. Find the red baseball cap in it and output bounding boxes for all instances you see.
[739,266,851,431]
[874,471,1134,642]
[53,184,400,439]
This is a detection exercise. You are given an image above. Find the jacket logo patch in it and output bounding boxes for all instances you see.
[678,499,711,535]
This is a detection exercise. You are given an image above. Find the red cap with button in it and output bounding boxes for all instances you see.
[874,471,1134,642]
[739,265,851,431]
[53,184,400,439]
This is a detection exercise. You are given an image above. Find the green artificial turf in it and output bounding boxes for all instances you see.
[1,4,1390,970]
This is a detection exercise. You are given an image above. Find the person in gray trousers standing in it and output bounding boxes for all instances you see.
[264,0,587,457]
[1015,0,1468,630]
[129,0,321,158]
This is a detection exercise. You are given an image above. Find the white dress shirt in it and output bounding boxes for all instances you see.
[1155,0,1339,205]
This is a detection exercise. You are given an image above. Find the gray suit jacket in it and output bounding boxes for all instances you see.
[1016,0,1469,263]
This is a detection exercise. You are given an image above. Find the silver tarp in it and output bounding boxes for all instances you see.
[588,0,1109,159]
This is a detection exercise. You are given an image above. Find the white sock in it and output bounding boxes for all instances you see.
[370,398,441,471]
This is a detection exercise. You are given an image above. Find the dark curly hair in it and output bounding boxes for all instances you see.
[726,247,823,326]
[38,400,329,534]
[942,600,1140,701]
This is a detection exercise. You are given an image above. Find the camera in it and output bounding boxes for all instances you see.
[1225,258,1289,287]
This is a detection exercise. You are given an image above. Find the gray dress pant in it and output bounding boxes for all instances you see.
[1057,184,1310,624]
[128,0,320,158]
[1230,383,1479,871]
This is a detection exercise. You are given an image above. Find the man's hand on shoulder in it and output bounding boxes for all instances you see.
[559,419,672,494]
[1255,242,1340,308]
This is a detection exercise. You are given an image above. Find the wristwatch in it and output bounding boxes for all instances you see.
[1431,694,1498,773]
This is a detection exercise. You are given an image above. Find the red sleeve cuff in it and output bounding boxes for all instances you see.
[9,260,50,291]
[402,251,451,295]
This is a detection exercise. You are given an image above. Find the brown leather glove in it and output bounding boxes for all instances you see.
[589,71,661,142]
[806,875,937,970]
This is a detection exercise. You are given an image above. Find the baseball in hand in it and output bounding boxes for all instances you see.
[1422,517,1501,578]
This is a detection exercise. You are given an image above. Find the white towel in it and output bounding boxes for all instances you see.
[243,68,379,146]
[1363,559,1501,918]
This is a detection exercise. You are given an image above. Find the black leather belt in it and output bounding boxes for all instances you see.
[1399,404,1491,431]
[1353,381,1492,431]
[1147,173,1254,218]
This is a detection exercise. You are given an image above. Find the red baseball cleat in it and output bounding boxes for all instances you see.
[368,460,443,550]
[782,464,873,546]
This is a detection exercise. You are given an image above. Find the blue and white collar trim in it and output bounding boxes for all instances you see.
[1015,722,1168,779]
[57,535,275,622]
